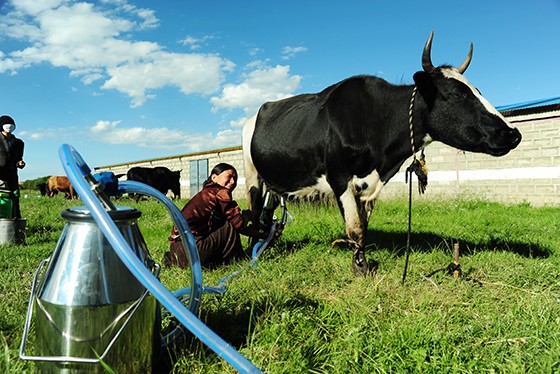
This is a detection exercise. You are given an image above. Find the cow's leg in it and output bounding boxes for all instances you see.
[339,173,383,274]
[337,189,369,274]
[165,190,175,200]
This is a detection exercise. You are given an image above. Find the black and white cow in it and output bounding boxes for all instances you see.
[243,31,522,275]
[126,166,181,200]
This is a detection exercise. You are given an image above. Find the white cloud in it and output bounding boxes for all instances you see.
[91,120,120,132]
[210,64,302,115]
[248,47,262,56]
[0,0,305,148]
[229,116,249,128]
[10,0,67,16]
[89,120,241,151]
[179,35,201,49]
[18,129,55,141]
[179,34,215,50]
[102,52,235,107]
[0,0,233,107]
[210,129,243,149]
[41,3,131,45]
[99,0,159,30]
[18,126,74,141]
[281,45,308,60]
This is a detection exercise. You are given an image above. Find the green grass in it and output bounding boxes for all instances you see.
[2,192,560,373]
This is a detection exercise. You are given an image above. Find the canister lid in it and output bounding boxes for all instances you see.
[61,205,142,222]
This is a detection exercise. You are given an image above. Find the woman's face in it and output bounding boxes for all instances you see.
[212,169,237,191]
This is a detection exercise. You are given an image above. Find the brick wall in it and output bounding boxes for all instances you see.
[94,108,560,206]
[382,109,560,206]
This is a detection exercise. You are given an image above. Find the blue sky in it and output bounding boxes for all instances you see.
[1,0,559,181]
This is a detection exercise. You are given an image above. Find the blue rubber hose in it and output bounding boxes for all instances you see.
[58,144,262,374]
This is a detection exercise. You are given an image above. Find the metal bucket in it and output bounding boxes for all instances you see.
[21,206,160,373]
[0,218,26,244]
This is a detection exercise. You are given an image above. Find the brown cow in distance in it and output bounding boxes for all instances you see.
[46,176,76,200]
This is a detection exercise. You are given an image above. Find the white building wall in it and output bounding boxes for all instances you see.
[95,108,560,206]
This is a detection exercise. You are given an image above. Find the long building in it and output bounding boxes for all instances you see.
[94,97,560,206]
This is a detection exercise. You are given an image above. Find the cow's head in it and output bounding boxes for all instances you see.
[413,31,521,156]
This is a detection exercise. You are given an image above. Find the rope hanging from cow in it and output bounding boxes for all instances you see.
[401,86,485,286]
[402,86,428,285]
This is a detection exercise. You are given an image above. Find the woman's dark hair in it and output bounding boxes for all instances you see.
[203,163,237,186]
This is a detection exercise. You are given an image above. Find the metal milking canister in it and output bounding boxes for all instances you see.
[21,144,262,374]
[20,205,160,373]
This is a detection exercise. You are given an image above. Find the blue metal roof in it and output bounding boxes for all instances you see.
[496,96,560,112]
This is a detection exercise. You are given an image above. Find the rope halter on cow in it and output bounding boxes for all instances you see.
[408,86,418,158]
[406,86,428,194]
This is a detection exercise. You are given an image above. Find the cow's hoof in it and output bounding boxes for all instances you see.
[352,259,379,276]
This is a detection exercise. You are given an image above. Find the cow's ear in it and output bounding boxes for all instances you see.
[413,71,436,107]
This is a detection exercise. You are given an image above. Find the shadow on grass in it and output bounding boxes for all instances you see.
[363,229,552,259]
[159,291,319,373]
[273,228,551,260]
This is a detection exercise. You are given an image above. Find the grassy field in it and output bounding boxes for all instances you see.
[1,191,560,373]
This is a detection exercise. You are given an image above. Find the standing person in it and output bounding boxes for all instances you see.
[0,115,25,219]
[164,163,265,268]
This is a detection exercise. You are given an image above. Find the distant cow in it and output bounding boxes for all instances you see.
[243,31,522,275]
[126,166,181,199]
[47,176,76,200]
[37,182,47,196]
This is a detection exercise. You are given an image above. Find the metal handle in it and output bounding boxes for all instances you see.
[19,258,49,361]
[20,260,159,364]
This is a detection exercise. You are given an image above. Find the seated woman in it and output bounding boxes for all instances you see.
[164,163,265,268]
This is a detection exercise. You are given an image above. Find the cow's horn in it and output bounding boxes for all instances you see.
[457,42,473,74]
[422,30,435,73]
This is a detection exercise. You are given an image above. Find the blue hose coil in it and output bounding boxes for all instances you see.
[58,144,262,374]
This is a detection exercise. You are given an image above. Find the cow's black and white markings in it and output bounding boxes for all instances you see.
[243,31,522,275]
